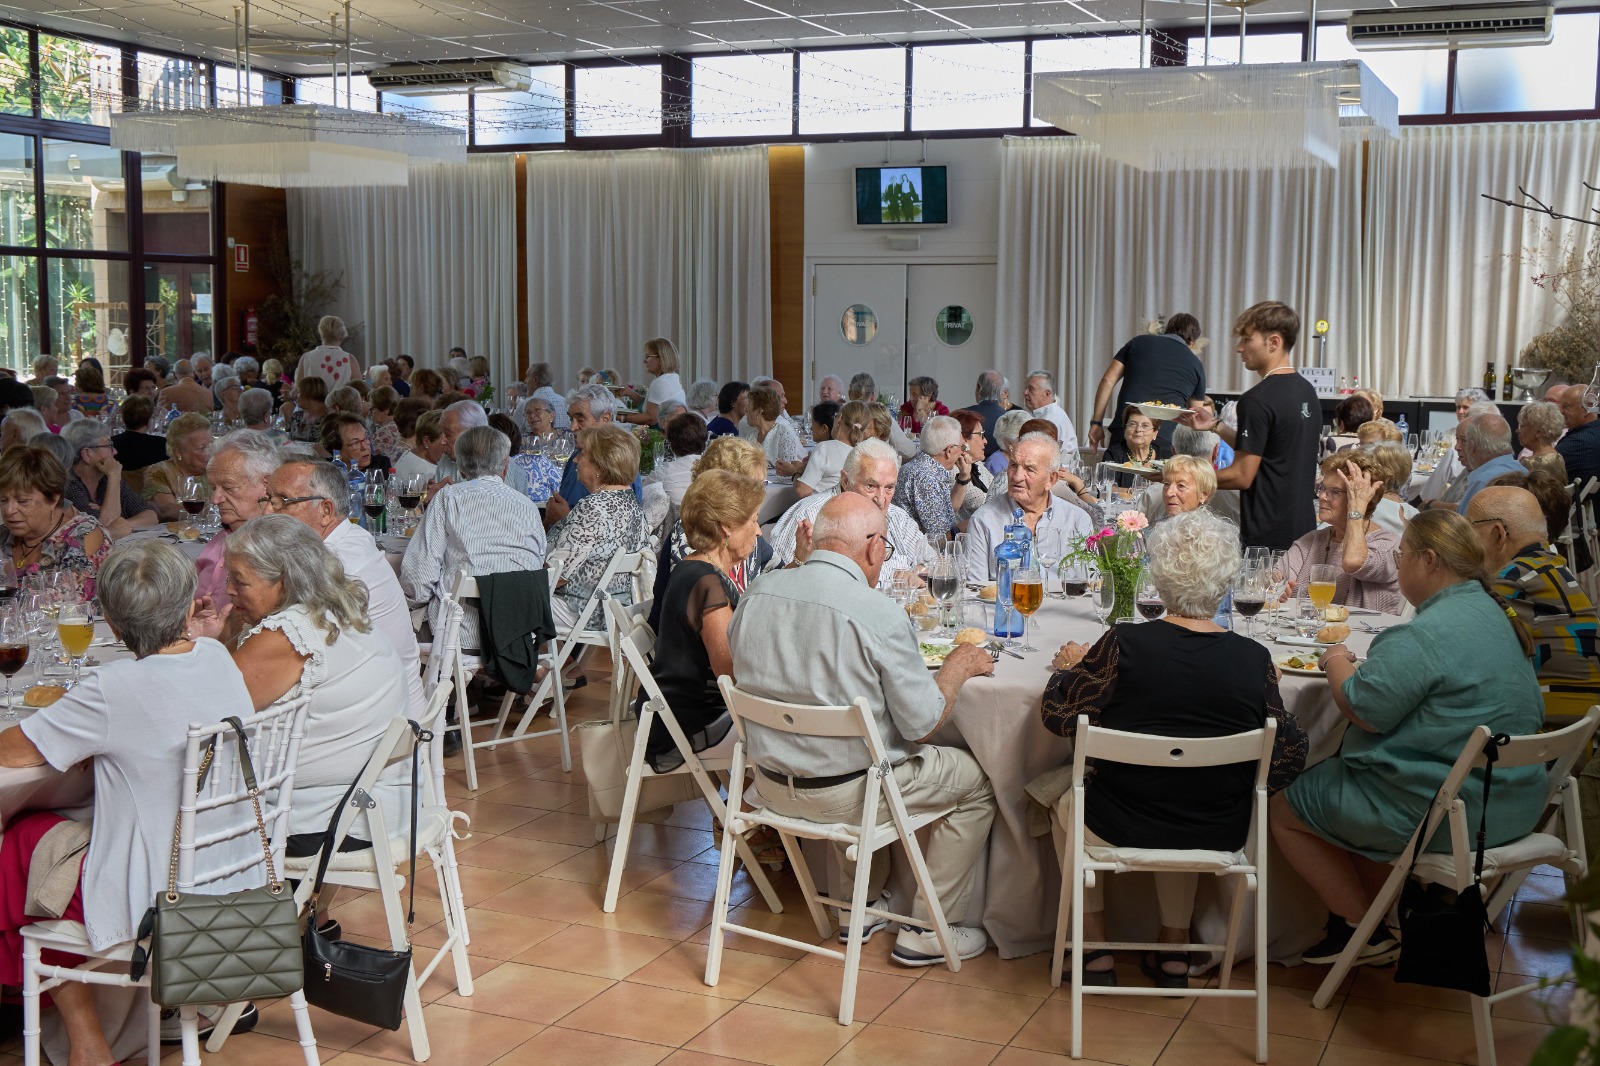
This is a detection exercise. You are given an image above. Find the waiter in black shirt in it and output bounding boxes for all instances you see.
[1088,313,1208,450]
[1180,301,1319,550]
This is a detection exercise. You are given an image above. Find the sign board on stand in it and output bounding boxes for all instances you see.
[1299,367,1337,398]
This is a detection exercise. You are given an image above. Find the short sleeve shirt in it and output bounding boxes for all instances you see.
[1112,333,1208,441]
[1233,371,1320,550]
[646,373,686,408]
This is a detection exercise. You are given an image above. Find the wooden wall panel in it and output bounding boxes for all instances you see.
[220,183,287,354]
[768,145,805,406]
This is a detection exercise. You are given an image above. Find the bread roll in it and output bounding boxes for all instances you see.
[23,685,66,707]
[953,628,988,646]
[1317,623,1351,644]
[1322,605,1349,622]
[978,584,997,602]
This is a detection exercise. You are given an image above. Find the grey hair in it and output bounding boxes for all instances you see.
[174,359,194,379]
[1459,411,1512,458]
[456,425,511,479]
[567,382,617,419]
[1456,388,1490,404]
[193,353,212,368]
[1519,401,1565,447]
[975,370,1004,404]
[686,378,719,412]
[1026,370,1056,395]
[751,376,779,391]
[1467,400,1500,418]
[146,355,170,378]
[908,375,939,401]
[98,540,197,657]
[61,418,109,459]
[318,315,347,345]
[847,373,876,402]
[919,414,962,455]
[1146,509,1242,619]
[1015,431,1062,469]
[209,428,283,483]
[529,361,554,387]
[443,399,489,431]
[842,438,900,481]
[238,387,273,425]
[526,396,554,416]
[820,374,845,392]
[234,356,260,377]
[657,400,685,428]
[226,514,370,643]
[1171,424,1219,459]
[2,408,47,441]
[994,409,1033,451]
[211,367,240,401]
[291,459,351,511]
[28,432,72,469]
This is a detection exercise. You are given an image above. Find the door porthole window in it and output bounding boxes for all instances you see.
[936,305,973,346]
[841,304,877,345]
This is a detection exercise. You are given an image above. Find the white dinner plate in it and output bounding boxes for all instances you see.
[1275,654,1325,678]
[1130,402,1186,422]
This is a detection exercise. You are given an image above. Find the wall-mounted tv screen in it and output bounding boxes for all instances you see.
[855,165,949,226]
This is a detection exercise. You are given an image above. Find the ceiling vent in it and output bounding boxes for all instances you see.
[367,60,533,95]
[1347,4,1554,50]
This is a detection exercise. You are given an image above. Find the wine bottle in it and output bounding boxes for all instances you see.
[1501,370,1514,402]
[1483,362,1497,394]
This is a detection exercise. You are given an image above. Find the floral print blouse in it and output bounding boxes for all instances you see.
[548,488,651,625]
[0,510,111,597]
[511,453,562,505]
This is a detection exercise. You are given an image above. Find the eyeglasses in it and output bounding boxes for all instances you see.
[1471,517,1506,527]
[260,493,328,510]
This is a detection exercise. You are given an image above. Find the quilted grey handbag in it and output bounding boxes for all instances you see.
[130,717,304,1006]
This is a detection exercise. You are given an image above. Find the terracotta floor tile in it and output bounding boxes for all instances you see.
[410,862,531,908]
[559,981,738,1045]
[664,802,716,831]
[628,941,796,1001]
[325,890,446,943]
[179,1033,333,1065]
[829,1022,1004,1065]
[476,777,589,810]
[579,887,717,939]
[349,1002,542,1065]
[1500,934,1578,980]
[747,956,916,1022]
[253,995,387,1051]
[875,979,1044,1044]
[658,1052,765,1066]
[475,874,604,923]
[1512,874,1570,907]
[488,1026,671,1066]
[450,798,544,835]
[445,770,519,799]
[434,960,615,1024]
[1333,994,1555,1064]
[1011,998,1180,1066]
[1185,980,1344,1040]
[325,1054,416,1065]
[538,845,682,889]
[635,858,766,904]
[1047,961,1195,1020]
[990,1048,1123,1066]
[686,900,830,960]
[411,906,567,960]
[921,947,1058,998]
[455,833,589,875]
[1349,965,1473,1014]
[1153,1019,1322,1065]
[1490,971,1572,1026]
[506,810,611,846]
[513,924,679,978]
[1318,1045,1474,1066]
[1508,900,1575,941]
[684,1002,862,1066]
[623,823,719,860]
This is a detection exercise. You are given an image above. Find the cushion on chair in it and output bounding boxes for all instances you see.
[1083,846,1248,873]
[1412,833,1578,883]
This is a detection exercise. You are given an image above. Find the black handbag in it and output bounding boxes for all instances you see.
[1394,732,1508,998]
[300,721,429,1031]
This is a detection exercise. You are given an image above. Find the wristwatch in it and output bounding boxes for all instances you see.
[956,477,971,485]
[1346,511,1366,522]
[1090,420,1104,427]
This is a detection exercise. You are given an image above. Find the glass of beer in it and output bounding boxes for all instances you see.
[56,597,95,686]
[0,603,29,720]
[1308,563,1339,615]
[1012,563,1044,652]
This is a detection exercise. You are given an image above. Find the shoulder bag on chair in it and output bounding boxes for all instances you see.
[130,717,304,1006]
[300,721,428,1031]
[576,695,700,823]
[1394,732,1508,998]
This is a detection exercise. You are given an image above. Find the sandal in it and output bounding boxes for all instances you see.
[742,825,788,869]
[1069,948,1119,986]
[1139,950,1191,991]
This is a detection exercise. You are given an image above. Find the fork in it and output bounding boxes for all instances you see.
[1356,620,1389,634]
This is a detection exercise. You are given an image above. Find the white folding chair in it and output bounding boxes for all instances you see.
[1310,709,1600,1066]
[1050,718,1277,1063]
[284,713,473,1064]
[597,594,782,914]
[705,677,964,1026]
[22,698,320,1066]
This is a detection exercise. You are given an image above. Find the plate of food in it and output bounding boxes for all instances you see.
[1131,401,1187,422]
[1276,650,1325,677]
[1101,459,1165,478]
[920,638,954,669]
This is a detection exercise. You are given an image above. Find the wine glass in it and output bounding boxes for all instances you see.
[397,473,426,533]
[1012,563,1044,652]
[1060,558,1090,599]
[363,478,388,534]
[1091,572,1117,632]
[179,475,206,532]
[0,604,29,720]
[56,596,94,686]
[1033,531,1064,599]
[1234,564,1268,640]
[929,553,961,636]
[1135,568,1164,622]
[1265,551,1289,628]
[1307,563,1340,619]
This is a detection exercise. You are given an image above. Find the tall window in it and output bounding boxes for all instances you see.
[474,66,566,146]
[799,47,906,135]
[912,42,1025,130]
[693,54,793,138]
[575,64,662,137]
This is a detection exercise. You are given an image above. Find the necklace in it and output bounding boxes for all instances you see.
[1262,365,1296,377]
[13,506,67,566]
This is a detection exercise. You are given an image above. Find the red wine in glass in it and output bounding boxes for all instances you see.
[1063,580,1088,597]
[0,642,27,676]
[1235,598,1266,618]
[181,498,205,516]
[1136,598,1165,620]
[363,502,386,520]
[0,585,17,600]
[398,494,421,510]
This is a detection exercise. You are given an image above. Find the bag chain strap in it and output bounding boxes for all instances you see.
[164,717,282,903]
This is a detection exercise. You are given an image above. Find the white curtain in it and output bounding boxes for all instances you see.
[1365,122,1600,399]
[288,155,518,386]
[996,134,1367,426]
[524,145,771,388]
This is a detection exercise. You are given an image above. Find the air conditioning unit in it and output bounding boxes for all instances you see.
[367,60,533,95]
[1347,4,1554,50]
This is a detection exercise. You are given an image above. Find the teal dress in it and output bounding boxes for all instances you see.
[1287,581,1546,862]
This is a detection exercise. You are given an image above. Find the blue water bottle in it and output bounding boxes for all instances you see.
[993,528,1025,638]
[1395,412,1408,438]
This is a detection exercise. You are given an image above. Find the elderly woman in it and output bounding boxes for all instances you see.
[548,423,652,629]
[1285,451,1402,614]
[619,337,686,426]
[142,412,213,523]
[1104,405,1172,488]
[1041,510,1306,986]
[395,409,445,483]
[488,412,562,504]
[408,367,446,406]
[0,541,260,1066]
[123,366,159,400]
[952,409,992,523]
[284,375,327,443]
[521,395,557,440]
[238,385,284,443]
[320,412,390,474]
[798,399,871,499]
[985,409,1033,477]
[1355,418,1402,446]
[898,375,949,435]
[745,385,805,477]
[61,419,157,539]
[394,396,432,453]
[235,355,261,388]
[72,363,108,418]
[194,430,282,612]
[645,411,708,510]
[708,381,747,439]
[1518,400,1568,484]
[110,395,168,472]
[1271,510,1546,967]
[213,371,244,424]
[367,385,399,459]
[0,447,109,594]
[1157,454,1217,519]
[325,385,364,420]
[1362,441,1419,535]
[654,437,772,627]
[201,514,408,846]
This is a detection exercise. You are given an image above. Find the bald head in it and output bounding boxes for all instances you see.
[1559,385,1596,430]
[812,492,888,584]
[1468,486,1549,569]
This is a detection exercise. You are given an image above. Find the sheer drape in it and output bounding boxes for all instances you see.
[997,135,1366,425]
[288,155,518,387]
[524,146,771,387]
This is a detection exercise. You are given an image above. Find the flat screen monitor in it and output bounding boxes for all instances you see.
[854,165,949,226]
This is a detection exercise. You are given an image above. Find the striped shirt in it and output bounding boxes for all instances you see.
[765,489,935,589]
[399,475,546,653]
[1493,547,1600,720]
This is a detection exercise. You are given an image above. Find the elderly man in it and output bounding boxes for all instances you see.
[269,459,424,718]
[1470,485,1600,723]
[1556,383,1600,488]
[1451,410,1525,514]
[731,492,997,965]
[892,415,971,543]
[546,383,642,524]
[962,370,1009,457]
[768,439,936,585]
[964,433,1093,583]
[819,374,845,405]
[61,420,157,539]
[158,360,213,414]
[1023,371,1080,460]
[192,353,214,389]
[432,399,532,498]
[1418,389,1492,504]
[195,429,282,611]
[520,361,569,429]
[401,425,546,657]
[297,314,360,390]
[1,408,46,452]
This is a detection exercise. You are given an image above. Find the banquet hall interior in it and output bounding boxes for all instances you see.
[0,0,1592,1063]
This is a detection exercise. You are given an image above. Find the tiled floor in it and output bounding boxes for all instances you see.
[5,667,1579,1065]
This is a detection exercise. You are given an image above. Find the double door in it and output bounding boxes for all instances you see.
[811,262,995,408]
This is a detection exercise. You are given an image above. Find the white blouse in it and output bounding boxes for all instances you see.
[646,372,686,408]
[761,417,805,465]
[798,439,850,494]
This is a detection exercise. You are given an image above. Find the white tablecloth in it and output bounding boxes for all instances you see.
[759,479,799,526]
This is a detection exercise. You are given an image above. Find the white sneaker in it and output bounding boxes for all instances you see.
[836,890,893,945]
[159,1002,258,1044]
[889,924,988,967]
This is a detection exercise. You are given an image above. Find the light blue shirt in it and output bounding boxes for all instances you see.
[1456,453,1527,514]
